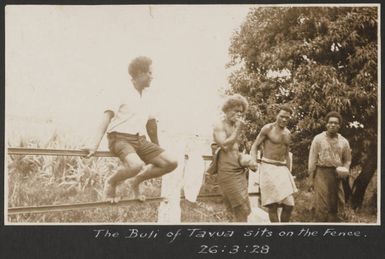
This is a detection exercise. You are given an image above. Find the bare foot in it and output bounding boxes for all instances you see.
[112,196,121,203]
[103,182,117,202]
[105,197,120,204]
[131,181,146,202]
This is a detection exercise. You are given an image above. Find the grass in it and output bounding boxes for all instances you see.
[181,170,378,224]
[7,134,162,223]
[181,199,232,223]
[291,176,377,223]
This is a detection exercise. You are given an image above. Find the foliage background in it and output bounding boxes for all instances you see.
[227,6,378,209]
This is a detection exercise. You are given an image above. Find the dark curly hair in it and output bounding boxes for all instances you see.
[222,94,249,113]
[128,56,152,78]
[325,111,342,124]
[278,104,293,114]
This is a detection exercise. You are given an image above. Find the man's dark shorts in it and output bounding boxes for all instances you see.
[107,132,164,163]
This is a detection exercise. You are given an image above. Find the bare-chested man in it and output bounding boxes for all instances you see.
[212,94,251,222]
[250,105,297,222]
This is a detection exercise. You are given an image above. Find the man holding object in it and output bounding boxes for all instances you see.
[308,111,351,222]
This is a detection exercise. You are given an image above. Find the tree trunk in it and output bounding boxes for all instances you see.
[351,144,377,210]
[342,178,352,202]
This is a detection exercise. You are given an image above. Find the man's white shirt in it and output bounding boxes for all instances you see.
[105,84,154,136]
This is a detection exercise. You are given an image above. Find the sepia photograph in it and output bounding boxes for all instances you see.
[4,4,380,225]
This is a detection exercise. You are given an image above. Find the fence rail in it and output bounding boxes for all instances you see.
[8,147,114,157]
[6,147,219,216]
[8,193,259,215]
[8,196,166,215]
[7,147,213,160]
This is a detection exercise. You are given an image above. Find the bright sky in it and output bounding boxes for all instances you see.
[5,5,251,146]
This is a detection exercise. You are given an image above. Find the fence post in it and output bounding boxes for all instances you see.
[157,156,184,223]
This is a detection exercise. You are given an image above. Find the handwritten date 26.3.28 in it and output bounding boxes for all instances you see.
[198,244,270,255]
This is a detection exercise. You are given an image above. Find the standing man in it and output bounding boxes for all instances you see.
[212,94,251,222]
[308,111,351,222]
[250,105,297,222]
[86,56,178,202]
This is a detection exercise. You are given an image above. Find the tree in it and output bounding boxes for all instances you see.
[228,7,378,209]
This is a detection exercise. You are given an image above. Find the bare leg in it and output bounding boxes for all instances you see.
[267,203,279,222]
[132,164,167,184]
[280,195,295,222]
[107,167,139,185]
[131,152,177,199]
[103,153,144,202]
[280,205,294,222]
[129,165,152,201]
